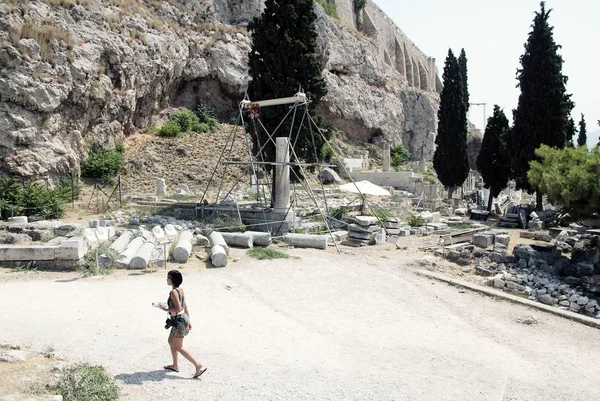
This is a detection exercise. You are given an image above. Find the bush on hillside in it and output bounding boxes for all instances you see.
[158,120,182,137]
[316,0,339,18]
[0,177,80,219]
[196,103,218,131]
[158,106,218,137]
[80,142,124,184]
[391,144,410,168]
[172,109,202,132]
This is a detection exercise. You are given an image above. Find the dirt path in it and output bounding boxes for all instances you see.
[1,245,599,401]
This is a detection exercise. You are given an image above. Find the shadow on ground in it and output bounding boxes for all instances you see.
[115,369,187,385]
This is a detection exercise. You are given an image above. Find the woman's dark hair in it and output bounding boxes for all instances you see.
[167,270,183,287]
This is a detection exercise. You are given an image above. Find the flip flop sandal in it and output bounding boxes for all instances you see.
[164,366,179,372]
[192,368,207,379]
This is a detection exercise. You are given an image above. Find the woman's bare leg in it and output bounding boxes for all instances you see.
[165,335,179,371]
[171,337,202,373]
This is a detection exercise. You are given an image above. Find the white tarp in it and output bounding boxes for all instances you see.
[338,180,391,196]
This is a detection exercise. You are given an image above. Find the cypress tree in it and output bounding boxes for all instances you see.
[248,0,327,183]
[566,117,576,148]
[510,1,574,208]
[458,48,469,108]
[577,114,587,147]
[476,105,511,211]
[433,49,469,198]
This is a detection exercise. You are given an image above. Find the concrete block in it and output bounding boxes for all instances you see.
[106,226,115,239]
[354,216,379,227]
[82,228,99,250]
[88,220,99,228]
[95,227,109,242]
[152,225,165,242]
[0,245,57,261]
[331,231,348,242]
[472,233,494,249]
[57,237,86,260]
[8,216,27,223]
[495,234,510,247]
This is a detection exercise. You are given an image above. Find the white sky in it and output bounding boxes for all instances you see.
[373,0,599,140]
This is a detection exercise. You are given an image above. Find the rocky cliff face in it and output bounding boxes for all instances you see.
[0,0,439,181]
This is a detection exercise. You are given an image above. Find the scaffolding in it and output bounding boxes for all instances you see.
[197,90,389,251]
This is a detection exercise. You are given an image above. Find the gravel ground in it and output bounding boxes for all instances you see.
[2,246,600,401]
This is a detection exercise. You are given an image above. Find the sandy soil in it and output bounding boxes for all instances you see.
[1,241,599,401]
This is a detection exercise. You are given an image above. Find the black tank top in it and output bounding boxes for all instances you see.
[167,288,185,311]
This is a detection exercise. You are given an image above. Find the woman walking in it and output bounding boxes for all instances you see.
[162,270,207,378]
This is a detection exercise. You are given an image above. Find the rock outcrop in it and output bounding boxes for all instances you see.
[0,0,439,181]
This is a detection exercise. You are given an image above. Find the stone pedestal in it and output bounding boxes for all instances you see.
[274,137,290,212]
[383,142,390,172]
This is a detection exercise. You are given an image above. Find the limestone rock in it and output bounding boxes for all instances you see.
[0,0,439,180]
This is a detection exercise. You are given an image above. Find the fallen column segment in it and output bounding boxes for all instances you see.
[284,233,328,250]
[220,232,253,248]
[173,231,193,263]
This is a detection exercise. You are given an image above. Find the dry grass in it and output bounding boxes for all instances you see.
[0,346,61,398]
[3,0,28,13]
[46,0,92,8]
[17,20,74,62]
[147,16,163,31]
[105,11,122,24]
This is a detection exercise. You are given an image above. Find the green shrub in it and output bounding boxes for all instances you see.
[320,143,334,162]
[55,176,82,203]
[57,363,119,401]
[407,214,425,227]
[316,0,339,18]
[247,247,290,260]
[172,109,202,132]
[20,182,65,218]
[196,103,218,131]
[158,120,182,137]
[80,143,124,184]
[114,140,124,153]
[159,106,218,136]
[370,207,394,221]
[81,243,117,276]
[391,144,410,167]
[0,177,78,219]
[0,178,23,209]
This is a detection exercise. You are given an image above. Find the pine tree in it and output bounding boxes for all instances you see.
[248,0,327,180]
[510,2,574,208]
[476,105,511,211]
[458,48,469,108]
[433,49,469,198]
[577,114,587,147]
